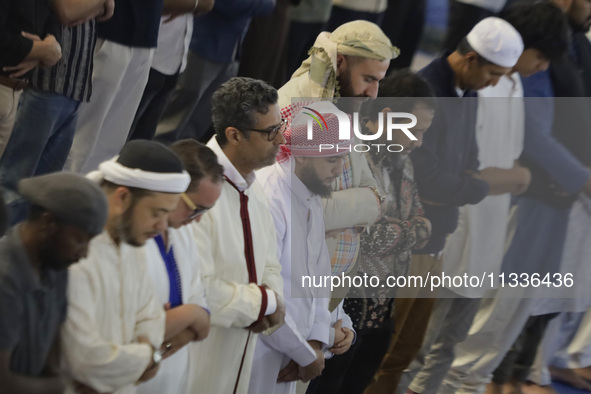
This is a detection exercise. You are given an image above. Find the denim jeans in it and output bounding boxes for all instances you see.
[0,88,79,224]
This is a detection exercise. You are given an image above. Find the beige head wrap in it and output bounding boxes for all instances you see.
[292,20,399,98]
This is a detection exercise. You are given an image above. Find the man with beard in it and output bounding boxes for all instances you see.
[278,20,397,106]
[137,139,223,394]
[249,102,355,394]
[278,21,397,344]
[0,172,108,394]
[188,77,286,393]
[60,140,191,394]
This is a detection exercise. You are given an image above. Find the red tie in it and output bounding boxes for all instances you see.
[224,176,258,283]
[224,176,268,394]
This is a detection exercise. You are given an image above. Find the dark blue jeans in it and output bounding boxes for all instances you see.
[0,88,79,224]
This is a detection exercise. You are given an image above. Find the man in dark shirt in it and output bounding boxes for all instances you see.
[0,172,108,394]
[0,0,114,226]
[367,17,524,393]
[64,0,179,174]
[0,0,61,156]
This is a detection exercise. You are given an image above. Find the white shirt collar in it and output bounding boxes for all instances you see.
[207,137,256,192]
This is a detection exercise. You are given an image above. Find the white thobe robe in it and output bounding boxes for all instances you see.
[187,138,284,394]
[61,231,166,394]
[443,73,524,298]
[249,158,333,394]
[137,225,208,394]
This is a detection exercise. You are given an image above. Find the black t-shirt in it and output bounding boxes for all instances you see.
[0,0,53,76]
[97,0,164,48]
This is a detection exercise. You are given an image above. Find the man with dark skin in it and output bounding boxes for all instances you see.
[0,172,108,394]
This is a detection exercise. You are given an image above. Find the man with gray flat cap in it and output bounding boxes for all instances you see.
[0,172,108,394]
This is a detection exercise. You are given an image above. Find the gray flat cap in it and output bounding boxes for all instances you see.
[18,172,108,235]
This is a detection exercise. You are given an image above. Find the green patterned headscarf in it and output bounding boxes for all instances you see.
[292,20,400,98]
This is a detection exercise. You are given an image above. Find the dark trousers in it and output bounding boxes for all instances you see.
[443,0,495,52]
[128,68,179,141]
[306,325,393,394]
[238,0,290,88]
[492,313,560,384]
[286,21,326,78]
[326,6,385,33]
[382,0,427,70]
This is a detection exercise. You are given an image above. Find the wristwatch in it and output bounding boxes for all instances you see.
[368,186,385,204]
[151,348,163,369]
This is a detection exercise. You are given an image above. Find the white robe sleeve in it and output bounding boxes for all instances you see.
[61,266,156,392]
[259,191,285,299]
[193,211,268,328]
[322,152,380,231]
[261,314,318,367]
[324,300,357,359]
[133,262,167,347]
[259,198,316,367]
[183,226,209,310]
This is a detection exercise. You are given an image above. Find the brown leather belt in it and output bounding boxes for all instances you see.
[0,74,28,91]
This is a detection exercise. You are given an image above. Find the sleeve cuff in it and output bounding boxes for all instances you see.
[290,342,318,367]
[264,289,277,316]
[308,324,330,347]
[327,327,335,348]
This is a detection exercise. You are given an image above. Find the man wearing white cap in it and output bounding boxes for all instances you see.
[367,17,524,394]
[249,102,356,394]
[396,3,571,393]
[60,140,191,394]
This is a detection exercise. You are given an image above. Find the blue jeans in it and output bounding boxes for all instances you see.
[0,88,79,224]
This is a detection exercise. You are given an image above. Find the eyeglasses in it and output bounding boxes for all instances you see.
[180,193,209,220]
[242,119,287,141]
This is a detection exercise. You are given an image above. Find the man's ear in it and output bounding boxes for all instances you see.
[464,51,478,67]
[111,186,132,215]
[225,127,243,145]
[336,54,347,76]
[294,156,307,165]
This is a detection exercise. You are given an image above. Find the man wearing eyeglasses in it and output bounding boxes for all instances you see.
[187,77,286,394]
[137,139,223,394]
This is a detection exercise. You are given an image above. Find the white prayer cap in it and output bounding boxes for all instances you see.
[87,140,191,193]
[466,17,524,68]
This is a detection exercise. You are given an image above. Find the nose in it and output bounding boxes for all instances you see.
[156,214,169,233]
[275,129,286,145]
[334,157,344,175]
[489,76,501,87]
[366,81,379,99]
[412,133,424,149]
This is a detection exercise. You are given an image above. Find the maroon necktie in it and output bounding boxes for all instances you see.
[223,176,267,322]
[224,176,268,394]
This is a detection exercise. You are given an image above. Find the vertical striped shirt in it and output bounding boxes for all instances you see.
[31,20,96,102]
